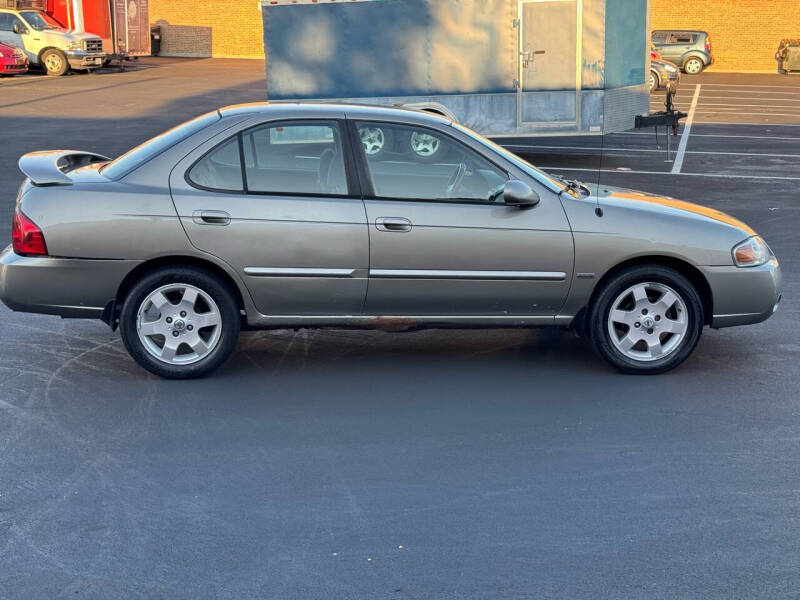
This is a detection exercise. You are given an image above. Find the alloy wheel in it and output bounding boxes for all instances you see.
[607,282,688,362]
[136,284,222,365]
[684,58,703,74]
[360,127,385,155]
[410,131,441,158]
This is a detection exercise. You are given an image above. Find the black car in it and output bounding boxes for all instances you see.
[652,30,713,74]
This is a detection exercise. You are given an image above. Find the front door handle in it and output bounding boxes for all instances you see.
[193,210,231,226]
[375,217,412,232]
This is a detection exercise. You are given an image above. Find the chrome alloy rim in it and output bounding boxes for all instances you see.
[136,284,222,365]
[360,127,385,155]
[684,59,702,74]
[649,72,656,90]
[410,131,440,157]
[44,53,63,72]
[607,282,688,362]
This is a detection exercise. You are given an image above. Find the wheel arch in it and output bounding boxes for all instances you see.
[681,53,707,69]
[650,68,661,89]
[104,255,247,330]
[571,255,714,335]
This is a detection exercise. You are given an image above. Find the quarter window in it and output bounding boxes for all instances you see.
[188,137,243,192]
[241,121,347,195]
[355,122,508,202]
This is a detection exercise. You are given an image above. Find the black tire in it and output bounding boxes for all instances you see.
[682,57,705,75]
[41,48,69,76]
[588,265,704,375]
[649,70,660,92]
[119,267,241,379]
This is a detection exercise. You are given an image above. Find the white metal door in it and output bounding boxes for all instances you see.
[518,0,581,126]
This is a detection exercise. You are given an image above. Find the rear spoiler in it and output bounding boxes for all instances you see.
[19,150,111,185]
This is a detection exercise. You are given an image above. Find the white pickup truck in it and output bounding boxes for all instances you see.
[0,8,105,76]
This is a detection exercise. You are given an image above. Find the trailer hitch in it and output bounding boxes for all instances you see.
[634,82,687,161]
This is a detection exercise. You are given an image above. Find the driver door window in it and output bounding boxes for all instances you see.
[354,121,508,202]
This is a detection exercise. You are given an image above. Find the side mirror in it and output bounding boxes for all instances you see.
[503,180,540,208]
[13,23,27,35]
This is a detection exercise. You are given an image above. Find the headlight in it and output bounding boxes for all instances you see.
[67,40,82,51]
[664,64,677,73]
[732,236,772,267]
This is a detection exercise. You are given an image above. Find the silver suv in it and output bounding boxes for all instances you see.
[652,30,713,74]
[0,8,105,76]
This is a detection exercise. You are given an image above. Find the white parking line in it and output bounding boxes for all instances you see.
[694,111,800,117]
[671,84,701,174]
[539,166,800,181]
[695,83,800,89]
[503,144,800,158]
[614,132,800,141]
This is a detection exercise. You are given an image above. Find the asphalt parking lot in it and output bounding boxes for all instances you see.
[1,61,799,598]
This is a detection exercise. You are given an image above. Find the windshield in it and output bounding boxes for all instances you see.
[451,122,567,193]
[101,111,221,180]
[19,11,62,31]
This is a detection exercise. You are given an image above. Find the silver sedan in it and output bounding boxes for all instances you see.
[0,103,782,378]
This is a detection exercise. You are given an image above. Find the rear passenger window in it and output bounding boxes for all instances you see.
[188,137,243,192]
[241,121,348,195]
[668,33,694,44]
[651,31,667,43]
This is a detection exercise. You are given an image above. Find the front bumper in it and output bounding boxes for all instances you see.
[1,58,28,73]
[0,246,139,319]
[65,50,105,70]
[700,259,782,328]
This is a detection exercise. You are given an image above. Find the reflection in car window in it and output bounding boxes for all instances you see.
[188,137,243,192]
[101,111,220,180]
[18,11,61,30]
[241,121,347,195]
[355,122,508,202]
[451,122,565,193]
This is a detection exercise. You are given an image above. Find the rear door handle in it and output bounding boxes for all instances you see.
[193,210,230,226]
[375,217,412,232]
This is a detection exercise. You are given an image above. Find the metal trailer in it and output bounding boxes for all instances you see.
[260,0,650,136]
[45,0,150,59]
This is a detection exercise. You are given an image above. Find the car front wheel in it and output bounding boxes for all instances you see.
[119,267,240,379]
[41,48,69,76]
[588,265,704,374]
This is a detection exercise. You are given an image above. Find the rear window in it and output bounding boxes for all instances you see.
[101,111,220,180]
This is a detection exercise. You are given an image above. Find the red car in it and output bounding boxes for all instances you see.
[0,42,28,77]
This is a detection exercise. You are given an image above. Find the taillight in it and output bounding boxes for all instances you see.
[11,208,48,256]
[705,40,711,51]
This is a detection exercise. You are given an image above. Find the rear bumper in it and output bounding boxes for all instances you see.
[0,246,138,319]
[65,50,105,70]
[700,260,782,328]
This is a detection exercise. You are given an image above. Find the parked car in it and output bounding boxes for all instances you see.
[652,30,712,74]
[650,42,662,61]
[0,40,27,76]
[0,104,781,378]
[650,58,680,92]
[0,8,104,76]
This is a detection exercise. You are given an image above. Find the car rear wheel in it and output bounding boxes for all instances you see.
[588,265,704,374]
[41,49,68,76]
[683,57,705,74]
[119,267,240,379]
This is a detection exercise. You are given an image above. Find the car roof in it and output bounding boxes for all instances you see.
[652,29,708,35]
[217,101,451,125]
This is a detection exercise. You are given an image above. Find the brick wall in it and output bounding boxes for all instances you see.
[651,0,799,71]
[150,0,264,59]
